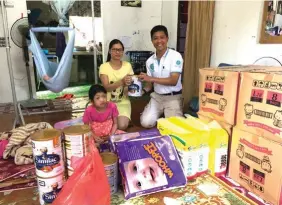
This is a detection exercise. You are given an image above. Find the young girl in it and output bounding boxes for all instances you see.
[83,84,124,144]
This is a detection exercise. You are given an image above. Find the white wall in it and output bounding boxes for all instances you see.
[101,0,178,61]
[0,1,35,103]
[161,0,178,50]
[211,1,282,67]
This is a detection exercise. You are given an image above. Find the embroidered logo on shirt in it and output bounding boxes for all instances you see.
[176,60,181,66]
[150,63,154,72]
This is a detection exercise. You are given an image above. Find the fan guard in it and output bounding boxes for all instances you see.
[10,17,29,48]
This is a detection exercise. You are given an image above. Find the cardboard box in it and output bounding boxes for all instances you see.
[229,127,282,205]
[198,66,282,126]
[237,71,282,143]
[198,67,241,125]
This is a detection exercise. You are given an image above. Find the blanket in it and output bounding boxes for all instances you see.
[1,122,53,165]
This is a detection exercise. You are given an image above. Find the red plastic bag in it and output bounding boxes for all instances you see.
[52,141,111,205]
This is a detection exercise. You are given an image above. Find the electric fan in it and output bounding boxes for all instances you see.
[253,56,282,66]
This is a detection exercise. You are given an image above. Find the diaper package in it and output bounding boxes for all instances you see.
[198,66,278,125]
[207,120,229,176]
[168,116,210,177]
[198,113,233,136]
[115,135,187,200]
[157,118,199,180]
[237,71,282,143]
[109,129,160,153]
[229,127,282,205]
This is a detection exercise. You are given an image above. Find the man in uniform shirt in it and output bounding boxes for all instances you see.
[139,25,183,128]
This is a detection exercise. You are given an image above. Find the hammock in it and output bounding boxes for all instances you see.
[29,27,75,92]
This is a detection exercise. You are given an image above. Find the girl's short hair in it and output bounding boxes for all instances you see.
[88,84,107,100]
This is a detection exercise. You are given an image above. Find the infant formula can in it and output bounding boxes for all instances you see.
[128,75,142,97]
[31,129,65,178]
[100,152,118,194]
[63,125,92,176]
[37,173,65,205]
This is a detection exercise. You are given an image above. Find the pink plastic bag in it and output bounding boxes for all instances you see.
[52,141,111,205]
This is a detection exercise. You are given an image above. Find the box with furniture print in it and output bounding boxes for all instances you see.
[229,127,282,205]
[237,71,282,143]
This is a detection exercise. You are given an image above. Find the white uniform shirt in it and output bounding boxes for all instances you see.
[146,48,183,94]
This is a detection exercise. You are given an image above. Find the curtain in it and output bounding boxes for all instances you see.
[182,1,215,111]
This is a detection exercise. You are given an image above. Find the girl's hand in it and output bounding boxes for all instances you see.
[95,136,104,143]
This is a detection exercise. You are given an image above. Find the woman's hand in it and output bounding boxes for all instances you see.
[123,75,133,86]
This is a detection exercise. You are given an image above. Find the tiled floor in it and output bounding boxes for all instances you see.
[0,97,149,133]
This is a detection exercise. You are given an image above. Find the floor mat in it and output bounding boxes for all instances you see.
[0,174,258,205]
[110,174,258,205]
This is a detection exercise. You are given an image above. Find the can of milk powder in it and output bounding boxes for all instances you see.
[63,125,92,176]
[128,76,142,97]
[31,129,65,178]
[100,152,118,194]
[37,173,65,205]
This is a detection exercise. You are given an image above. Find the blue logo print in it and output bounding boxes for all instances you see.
[128,84,140,93]
[42,182,61,204]
[150,63,154,72]
[176,60,181,65]
[35,147,60,171]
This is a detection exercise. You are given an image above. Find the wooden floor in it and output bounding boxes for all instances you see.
[0,98,149,133]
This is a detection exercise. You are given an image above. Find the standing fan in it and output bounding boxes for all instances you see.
[253,56,282,67]
[10,17,47,110]
[10,17,29,48]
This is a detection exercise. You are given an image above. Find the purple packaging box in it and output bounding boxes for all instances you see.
[115,135,187,200]
[98,141,111,153]
[109,128,160,153]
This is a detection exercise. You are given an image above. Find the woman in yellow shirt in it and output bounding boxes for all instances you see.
[99,39,133,130]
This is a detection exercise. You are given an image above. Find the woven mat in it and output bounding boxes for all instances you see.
[0,97,88,115]
[0,174,257,205]
[111,174,257,205]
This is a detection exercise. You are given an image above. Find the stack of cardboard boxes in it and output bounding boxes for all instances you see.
[198,66,282,205]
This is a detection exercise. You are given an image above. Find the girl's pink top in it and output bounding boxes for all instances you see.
[83,102,119,123]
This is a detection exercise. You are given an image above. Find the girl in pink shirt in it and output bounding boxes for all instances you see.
[83,84,124,144]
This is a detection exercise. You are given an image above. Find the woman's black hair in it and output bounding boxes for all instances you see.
[89,84,107,101]
[106,39,124,62]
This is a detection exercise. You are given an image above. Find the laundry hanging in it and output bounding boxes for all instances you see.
[29,27,75,93]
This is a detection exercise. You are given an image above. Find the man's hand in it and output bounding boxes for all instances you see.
[138,72,152,82]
